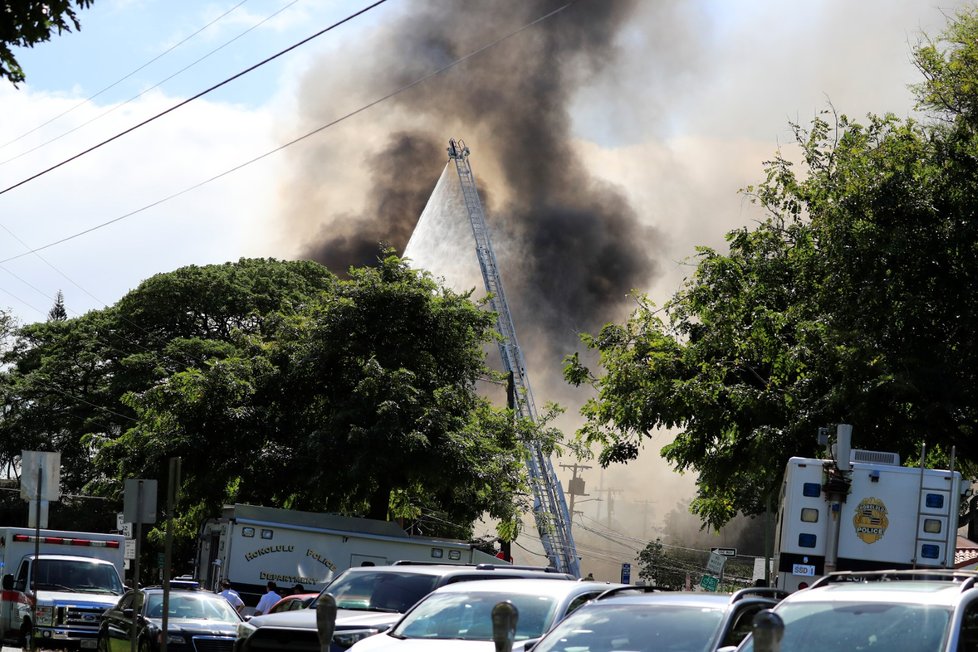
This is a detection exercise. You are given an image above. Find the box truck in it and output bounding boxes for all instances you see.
[0,527,126,648]
[196,504,501,604]
[774,424,970,591]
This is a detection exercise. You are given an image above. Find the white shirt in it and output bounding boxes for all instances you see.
[255,590,282,615]
[220,588,244,612]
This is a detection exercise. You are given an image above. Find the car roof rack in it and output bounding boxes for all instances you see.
[730,587,790,603]
[388,560,561,573]
[595,585,673,600]
[809,569,978,591]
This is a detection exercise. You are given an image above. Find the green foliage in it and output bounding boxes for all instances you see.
[1,1,95,85]
[637,539,705,590]
[566,9,978,530]
[0,255,540,565]
[47,291,67,322]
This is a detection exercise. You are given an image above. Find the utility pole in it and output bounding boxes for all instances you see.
[633,498,655,538]
[560,463,591,528]
[594,487,623,528]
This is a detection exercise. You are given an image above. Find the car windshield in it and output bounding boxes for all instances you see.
[392,592,559,641]
[144,594,241,622]
[325,571,439,612]
[32,559,124,595]
[531,602,724,652]
[738,601,951,652]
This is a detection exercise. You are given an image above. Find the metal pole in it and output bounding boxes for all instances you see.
[161,458,180,652]
[131,480,143,652]
[29,466,41,651]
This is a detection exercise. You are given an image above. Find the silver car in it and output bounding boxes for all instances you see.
[348,579,622,652]
[734,570,978,652]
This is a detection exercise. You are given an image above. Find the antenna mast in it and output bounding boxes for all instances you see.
[447,138,580,577]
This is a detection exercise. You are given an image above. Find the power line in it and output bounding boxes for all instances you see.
[0,0,577,263]
[0,0,391,198]
[0,0,252,153]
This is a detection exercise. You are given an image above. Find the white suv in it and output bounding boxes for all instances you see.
[734,570,978,652]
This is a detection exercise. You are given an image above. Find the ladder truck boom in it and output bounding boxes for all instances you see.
[447,138,580,577]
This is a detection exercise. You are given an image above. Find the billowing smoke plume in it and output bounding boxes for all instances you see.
[282,0,658,355]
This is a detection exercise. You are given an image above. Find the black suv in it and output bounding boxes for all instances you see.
[235,562,573,652]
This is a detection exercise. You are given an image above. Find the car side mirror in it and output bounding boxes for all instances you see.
[1,575,12,591]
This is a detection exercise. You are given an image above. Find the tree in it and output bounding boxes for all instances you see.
[2,254,539,566]
[1,1,95,85]
[47,290,67,321]
[637,538,704,590]
[565,8,978,530]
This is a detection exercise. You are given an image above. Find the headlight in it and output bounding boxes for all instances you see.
[157,633,187,646]
[236,620,257,640]
[35,606,55,626]
[333,629,382,649]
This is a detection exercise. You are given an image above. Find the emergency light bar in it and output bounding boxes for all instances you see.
[11,534,120,548]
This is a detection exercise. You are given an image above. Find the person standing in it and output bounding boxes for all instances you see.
[219,579,245,615]
[254,581,281,616]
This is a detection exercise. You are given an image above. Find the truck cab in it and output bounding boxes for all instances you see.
[0,529,126,649]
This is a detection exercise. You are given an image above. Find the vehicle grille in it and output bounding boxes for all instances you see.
[244,628,320,652]
[57,605,104,629]
[191,635,236,652]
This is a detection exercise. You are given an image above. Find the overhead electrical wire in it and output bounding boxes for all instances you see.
[0,0,392,198]
[0,0,301,168]
[0,0,252,152]
[0,0,577,263]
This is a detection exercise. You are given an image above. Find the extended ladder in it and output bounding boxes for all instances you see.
[447,138,580,577]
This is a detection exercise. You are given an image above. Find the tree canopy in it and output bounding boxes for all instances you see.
[1,1,95,85]
[565,7,978,530]
[0,255,539,565]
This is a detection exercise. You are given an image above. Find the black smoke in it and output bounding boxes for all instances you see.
[287,0,658,353]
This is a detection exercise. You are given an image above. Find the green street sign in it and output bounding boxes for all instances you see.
[699,574,719,592]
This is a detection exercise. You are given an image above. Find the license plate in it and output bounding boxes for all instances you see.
[81,640,98,649]
[792,564,816,577]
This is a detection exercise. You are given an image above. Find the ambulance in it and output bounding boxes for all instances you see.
[0,527,126,648]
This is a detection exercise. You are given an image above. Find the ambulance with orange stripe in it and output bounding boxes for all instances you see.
[0,527,125,649]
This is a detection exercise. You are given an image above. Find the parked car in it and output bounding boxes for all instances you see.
[235,562,574,652]
[268,593,319,615]
[732,570,978,652]
[347,578,623,651]
[98,586,243,652]
[525,586,786,652]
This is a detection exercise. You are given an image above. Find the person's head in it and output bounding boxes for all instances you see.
[221,579,231,589]
[293,584,305,594]
[267,581,277,592]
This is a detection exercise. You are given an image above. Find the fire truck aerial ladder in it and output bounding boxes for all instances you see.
[447,138,581,577]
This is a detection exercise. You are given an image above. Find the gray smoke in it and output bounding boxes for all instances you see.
[286,0,660,353]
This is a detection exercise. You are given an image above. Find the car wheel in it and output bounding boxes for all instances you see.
[139,637,152,652]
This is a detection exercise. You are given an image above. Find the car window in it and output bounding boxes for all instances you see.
[325,572,439,612]
[720,603,769,648]
[960,601,978,652]
[739,601,951,652]
[532,603,725,652]
[565,592,601,616]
